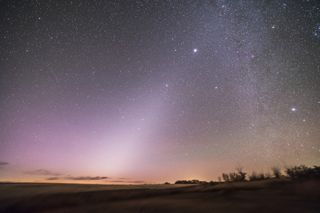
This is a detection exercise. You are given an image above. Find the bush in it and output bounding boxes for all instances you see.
[222,173,230,182]
[248,172,270,181]
[271,167,281,178]
[208,181,218,185]
[285,165,320,179]
[236,168,246,181]
[175,180,208,184]
[221,168,246,182]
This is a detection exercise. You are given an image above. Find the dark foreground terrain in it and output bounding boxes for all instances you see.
[0,179,319,213]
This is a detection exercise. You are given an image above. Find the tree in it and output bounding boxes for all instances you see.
[236,167,246,181]
[222,173,230,182]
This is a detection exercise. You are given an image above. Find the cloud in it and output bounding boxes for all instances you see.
[65,176,109,181]
[25,169,62,176]
[45,175,146,183]
[108,180,145,184]
[46,176,109,181]
[110,177,145,184]
[0,161,9,168]
[0,161,9,166]
[46,177,60,180]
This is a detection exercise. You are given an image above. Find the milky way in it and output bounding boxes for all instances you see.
[0,0,319,183]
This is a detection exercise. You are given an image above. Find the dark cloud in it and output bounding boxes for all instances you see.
[25,169,62,176]
[65,176,109,181]
[109,177,145,184]
[26,170,109,181]
[0,161,9,168]
[46,177,60,180]
[46,176,109,181]
[108,180,145,184]
[0,161,9,166]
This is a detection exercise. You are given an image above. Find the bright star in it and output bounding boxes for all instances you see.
[291,107,297,112]
[193,48,198,53]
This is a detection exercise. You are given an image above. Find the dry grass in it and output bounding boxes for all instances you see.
[0,179,319,213]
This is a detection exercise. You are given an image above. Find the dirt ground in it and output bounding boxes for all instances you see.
[0,179,319,213]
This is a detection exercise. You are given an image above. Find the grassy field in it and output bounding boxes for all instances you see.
[0,179,319,212]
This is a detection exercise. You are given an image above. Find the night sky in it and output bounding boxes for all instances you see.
[0,0,320,184]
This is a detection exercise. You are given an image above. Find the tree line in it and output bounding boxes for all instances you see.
[173,165,320,184]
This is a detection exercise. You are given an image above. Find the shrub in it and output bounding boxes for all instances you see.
[285,165,320,179]
[235,168,246,181]
[209,181,218,185]
[271,167,281,178]
[175,180,208,184]
[249,172,269,181]
[221,168,246,182]
[222,173,230,182]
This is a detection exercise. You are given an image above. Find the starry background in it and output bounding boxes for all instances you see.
[0,0,319,183]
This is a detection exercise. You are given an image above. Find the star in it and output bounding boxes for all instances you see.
[193,48,198,53]
[282,3,287,8]
[313,24,320,38]
[291,107,297,112]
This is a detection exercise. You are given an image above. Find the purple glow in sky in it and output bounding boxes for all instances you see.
[0,0,320,184]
